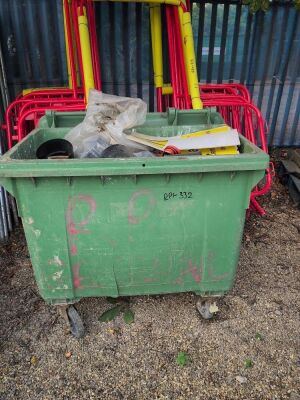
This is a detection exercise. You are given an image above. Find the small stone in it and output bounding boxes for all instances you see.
[30,355,38,366]
[236,376,247,384]
[65,351,72,359]
[271,191,277,199]
[275,310,282,316]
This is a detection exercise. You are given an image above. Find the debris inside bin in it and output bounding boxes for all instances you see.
[65,90,240,159]
[65,90,148,158]
[126,124,240,156]
[36,139,74,159]
[100,145,153,158]
[66,90,240,158]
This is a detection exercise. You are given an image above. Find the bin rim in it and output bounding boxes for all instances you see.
[0,131,269,178]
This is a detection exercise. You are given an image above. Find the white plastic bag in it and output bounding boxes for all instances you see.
[65,90,148,158]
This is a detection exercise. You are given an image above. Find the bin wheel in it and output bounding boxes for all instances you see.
[67,305,85,338]
[196,300,216,320]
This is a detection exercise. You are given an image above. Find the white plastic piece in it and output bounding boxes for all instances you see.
[209,302,219,314]
[66,90,148,158]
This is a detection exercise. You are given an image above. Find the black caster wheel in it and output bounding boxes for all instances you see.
[67,305,85,338]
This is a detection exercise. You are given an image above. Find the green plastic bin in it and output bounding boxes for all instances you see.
[38,108,225,131]
[0,111,269,335]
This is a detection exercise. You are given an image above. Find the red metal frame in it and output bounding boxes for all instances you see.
[87,0,101,91]
[2,3,271,215]
[4,96,85,148]
[200,84,251,102]
[17,105,85,141]
[201,96,271,215]
[64,0,78,98]
[161,11,271,215]
[71,1,85,92]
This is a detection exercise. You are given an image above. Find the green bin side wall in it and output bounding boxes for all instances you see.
[12,170,260,303]
[39,109,224,130]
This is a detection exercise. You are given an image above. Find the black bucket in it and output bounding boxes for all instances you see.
[36,139,74,159]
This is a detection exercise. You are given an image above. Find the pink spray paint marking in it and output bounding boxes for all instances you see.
[66,194,97,235]
[70,244,78,256]
[72,263,83,289]
[66,194,97,289]
[128,189,156,225]
[180,260,203,283]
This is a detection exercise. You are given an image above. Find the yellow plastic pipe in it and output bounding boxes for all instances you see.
[178,6,186,87]
[150,4,163,89]
[22,87,66,96]
[63,0,72,88]
[162,84,173,95]
[180,10,203,109]
[78,7,95,102]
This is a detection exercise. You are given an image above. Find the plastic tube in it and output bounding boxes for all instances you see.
[71,0,81,87]
[166,6,179,108]
[180,10,203,109]
[78,6,95,102]
[64,0,78,97]
[150,4,163,89]
[72,1,85,97]
[173,7,190,108]
[162,84,173,95]
[86,0,102,91]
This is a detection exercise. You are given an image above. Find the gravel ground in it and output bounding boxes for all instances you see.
[0,159,299,400]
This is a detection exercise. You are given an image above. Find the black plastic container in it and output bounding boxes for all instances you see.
[36,139,74,159]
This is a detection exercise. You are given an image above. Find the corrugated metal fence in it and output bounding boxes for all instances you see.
[192,1,300,147]
[0,0,299,146]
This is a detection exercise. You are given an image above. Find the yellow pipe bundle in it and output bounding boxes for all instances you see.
[179,8,203,109]
[150,4,163,89]
[78,7,95,102]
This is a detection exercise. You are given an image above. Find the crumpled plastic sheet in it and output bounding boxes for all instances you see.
[65,90,148,158]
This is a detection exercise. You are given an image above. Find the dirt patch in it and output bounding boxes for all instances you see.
[0,162,299,400]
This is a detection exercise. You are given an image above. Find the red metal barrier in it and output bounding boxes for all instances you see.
[2,4,270,216]
[5,97,85,148]
[16,105,85,142]
[201,96,271,215]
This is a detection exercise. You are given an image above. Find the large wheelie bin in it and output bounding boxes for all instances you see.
[0,110,269,337]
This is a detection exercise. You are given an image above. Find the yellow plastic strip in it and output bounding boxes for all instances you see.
[200,146,239,156]
[180,10,203,109]
[162,84,173,95]
[132,125,230,142]
[22,87,66,96]
[150,4,163,89]
[78,7,95,102]
[181,125,230,139]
